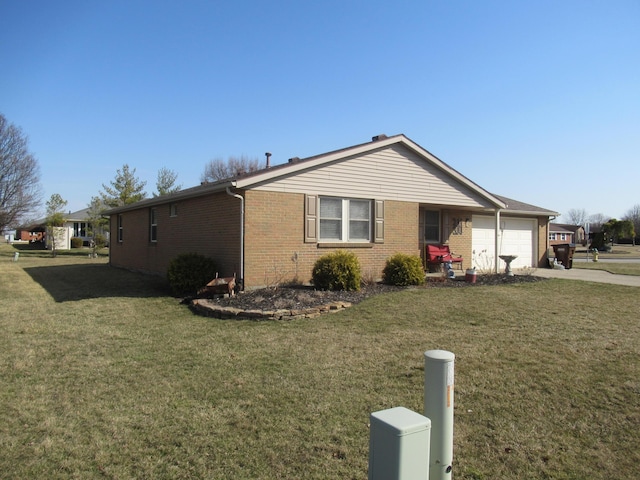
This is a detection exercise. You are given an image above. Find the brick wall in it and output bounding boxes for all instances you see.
[109,188,551,286]
[243,190,420,288]
[537,217,550,267]
[109,192,242,277]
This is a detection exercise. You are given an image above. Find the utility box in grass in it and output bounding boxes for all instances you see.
[369,406,431,480]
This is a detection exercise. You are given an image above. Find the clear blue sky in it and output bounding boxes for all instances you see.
[2,0,638,221]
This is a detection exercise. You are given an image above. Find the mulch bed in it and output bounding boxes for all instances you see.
[194,274,545,313]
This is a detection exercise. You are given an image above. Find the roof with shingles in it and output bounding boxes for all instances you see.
[492,195,558,216]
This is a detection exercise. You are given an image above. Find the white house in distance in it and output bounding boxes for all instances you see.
[17,207,105,250]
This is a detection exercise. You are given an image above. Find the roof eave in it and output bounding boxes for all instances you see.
[104,180,236,215]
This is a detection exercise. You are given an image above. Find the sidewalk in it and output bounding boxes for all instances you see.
[530,267,640,287]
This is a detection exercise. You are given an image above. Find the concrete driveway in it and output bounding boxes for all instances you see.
[530,267,640,287]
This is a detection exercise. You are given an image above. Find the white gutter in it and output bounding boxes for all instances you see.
[226,186,244,289]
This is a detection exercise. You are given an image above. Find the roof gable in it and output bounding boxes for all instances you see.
[236,134,506,209]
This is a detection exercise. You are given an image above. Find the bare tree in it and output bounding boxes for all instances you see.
[0,113,42,231]
[589,213,609,227]
[154,167,181,196]
[201,155,262,183]
[101,164,147,207]
[45,193,67,257]
[564,208,589,226]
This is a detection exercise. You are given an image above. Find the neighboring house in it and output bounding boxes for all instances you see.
[549,223,586,246]
[17,208,108,250]
[106,134,559,288]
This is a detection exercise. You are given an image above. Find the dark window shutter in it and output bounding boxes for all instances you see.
[374,200,384,243]
[305,194,318,243]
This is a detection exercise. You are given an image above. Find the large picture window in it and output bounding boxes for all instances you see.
[319,197,371,242]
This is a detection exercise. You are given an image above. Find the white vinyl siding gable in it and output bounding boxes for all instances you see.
[252,145,494,208]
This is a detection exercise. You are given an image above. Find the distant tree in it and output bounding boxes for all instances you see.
[589,213,609,226]
[587,213,609,234]
[201,155,262,183]
[622,204,640,244]
[154,167,181,196]
[45,193,67,257]
[565,208,588,226]
[86,196,109,255]
[101,164,147,207]
[602,219,635,248]
[0,113,42,231]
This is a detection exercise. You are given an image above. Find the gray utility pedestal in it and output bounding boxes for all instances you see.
[369,406,431,480]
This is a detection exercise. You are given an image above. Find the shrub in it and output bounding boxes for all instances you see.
[383,253,425,286]
[93,234,107,249]
[70,237,83,248]
[167,253,218,297]
[312,250,361,291]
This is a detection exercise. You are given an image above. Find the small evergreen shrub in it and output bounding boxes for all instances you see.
[70,237,83,248]
[383,253,425,286]
[167,253,218,297]
[312,250,362,291]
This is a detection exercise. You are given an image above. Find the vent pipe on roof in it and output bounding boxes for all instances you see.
[372,134,387,142]
[265,152,272,168]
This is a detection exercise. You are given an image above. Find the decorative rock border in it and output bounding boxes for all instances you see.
[190,298,353,320]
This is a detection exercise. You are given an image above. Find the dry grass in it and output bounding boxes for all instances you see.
[1,244,639,479]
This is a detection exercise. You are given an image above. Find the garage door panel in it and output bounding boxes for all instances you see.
[473,216,535,269]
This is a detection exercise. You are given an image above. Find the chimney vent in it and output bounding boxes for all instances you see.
[372,134,387,142]
[265,152,272,168]
[288,157,300,163]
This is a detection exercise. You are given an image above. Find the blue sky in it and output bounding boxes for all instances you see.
[2,0,638,221]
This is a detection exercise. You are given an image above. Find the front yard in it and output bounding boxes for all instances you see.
[1,244,638,479]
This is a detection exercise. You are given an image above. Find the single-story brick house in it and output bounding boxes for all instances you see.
[549,223,587,246]
[106,134,558,288]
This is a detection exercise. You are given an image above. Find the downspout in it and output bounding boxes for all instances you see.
[226,186,244,290]
[494,208,502,273]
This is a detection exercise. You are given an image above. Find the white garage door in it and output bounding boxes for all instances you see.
[472,216,536,270]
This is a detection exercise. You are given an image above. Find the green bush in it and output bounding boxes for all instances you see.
[93,234,107,249]
[383,253,425,286]
[312,250,362,291]
[167,253,218,297]
[70,237,83,248]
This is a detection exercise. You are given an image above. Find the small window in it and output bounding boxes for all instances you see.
[424,210,440,242]
[319,197,371,242]
[150,208,157,242]
[170,203,178,217]
[549,233,557,240]
[117,215,123,243]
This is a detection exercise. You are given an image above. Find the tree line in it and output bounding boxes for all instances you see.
[564,208,638,246]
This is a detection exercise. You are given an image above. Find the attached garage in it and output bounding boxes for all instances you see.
[472,215,538,270]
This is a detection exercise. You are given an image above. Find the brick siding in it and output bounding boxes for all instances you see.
[243,190,420,287]
[109,192,242,278]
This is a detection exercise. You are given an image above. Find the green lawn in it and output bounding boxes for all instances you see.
[1,244,639,479]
